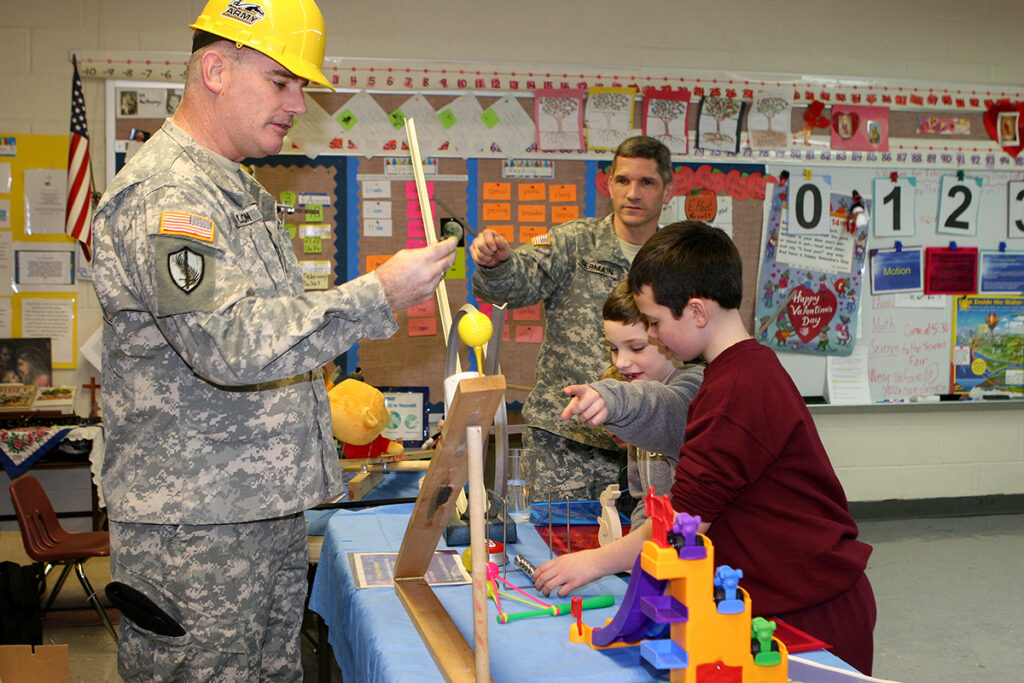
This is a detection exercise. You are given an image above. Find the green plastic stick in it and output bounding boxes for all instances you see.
[497,595,614,623]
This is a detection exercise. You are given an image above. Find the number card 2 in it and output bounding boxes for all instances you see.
[937,174,982,237]
[872,176,917,238]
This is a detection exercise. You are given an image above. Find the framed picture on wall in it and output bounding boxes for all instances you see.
[0,338,52,387]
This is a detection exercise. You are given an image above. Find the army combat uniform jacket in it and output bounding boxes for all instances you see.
[471,215,627,451]
[92,120,397,525]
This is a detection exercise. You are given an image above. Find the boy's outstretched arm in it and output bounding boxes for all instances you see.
[561,384,608,424]
[533,519,653,597]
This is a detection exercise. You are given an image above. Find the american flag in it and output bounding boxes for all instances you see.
[66,57,93,262]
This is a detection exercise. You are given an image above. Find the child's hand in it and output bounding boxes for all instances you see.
[533,548,603,597]
[560,385,608,425]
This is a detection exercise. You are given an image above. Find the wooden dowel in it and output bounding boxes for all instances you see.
[466,424,489,680]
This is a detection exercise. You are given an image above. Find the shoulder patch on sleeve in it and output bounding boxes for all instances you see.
[153,236,220,316]
[531,234,551,247]
[159,211,216,242]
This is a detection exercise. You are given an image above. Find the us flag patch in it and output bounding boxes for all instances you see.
[159,211,215,242]
[531,234,551,247]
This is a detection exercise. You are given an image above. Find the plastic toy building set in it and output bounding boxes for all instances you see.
[570,490,788,683]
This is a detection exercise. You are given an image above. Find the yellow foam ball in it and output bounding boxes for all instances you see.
[458,311,493,348]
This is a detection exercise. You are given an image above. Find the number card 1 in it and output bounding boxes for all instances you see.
[872,177,917,238]
[937,174,982,237]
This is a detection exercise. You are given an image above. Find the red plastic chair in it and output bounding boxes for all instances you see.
[8,475,118,642]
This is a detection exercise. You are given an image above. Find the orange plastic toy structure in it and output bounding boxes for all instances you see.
[570,489,788,682]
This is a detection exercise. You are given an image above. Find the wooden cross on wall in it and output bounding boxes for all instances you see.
[82,376,101,419]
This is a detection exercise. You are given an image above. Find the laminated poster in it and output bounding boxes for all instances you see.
[950,295,1024,395]
[755,182,868,356]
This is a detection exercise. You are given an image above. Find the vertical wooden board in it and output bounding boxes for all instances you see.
[393,374,504,579]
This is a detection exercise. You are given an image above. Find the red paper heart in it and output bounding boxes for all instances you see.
[983,100,1024,158]
[786,286,838,343]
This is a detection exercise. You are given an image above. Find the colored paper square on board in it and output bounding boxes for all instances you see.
[551,205,579,223]
[488,225,514,243]
[549,185,576,202]
[407,200,436,220]
[502,325,510,341]
[515,325,544,343]
[304,205,324,222]
[365,254,391,272]
[518,204,546,223]
[477,303,493,318]
[336,110,358,131]
[407,239,427,249]
[521,225,548,242]
[483,183,511,200]
[388,109,406,129]
[302,236,322,254]
[438,108,457,129]
[483,203,511,221]
[280,190,297,206]
[513,303,541,321]
[518,183,546,202]
[923,246,978,295]
[406,181,434,199]
[408,317,438,336]
[446,247,466,279]
[480,109,501,129]
[407,299,435,317]
[284,224,296,240]
[407,219,426,238]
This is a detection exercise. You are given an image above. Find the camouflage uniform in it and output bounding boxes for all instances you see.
[472,215,628,499]
[92,120,397,681]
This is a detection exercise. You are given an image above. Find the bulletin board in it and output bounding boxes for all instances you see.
[94,58,1024,405]
[0,133,82,370]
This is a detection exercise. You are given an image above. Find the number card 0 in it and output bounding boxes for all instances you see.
[787,175,831,236]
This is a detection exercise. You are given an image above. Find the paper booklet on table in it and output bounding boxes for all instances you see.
[349,550,470,589]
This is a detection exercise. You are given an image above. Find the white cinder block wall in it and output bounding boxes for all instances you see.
[0,1,1021,506]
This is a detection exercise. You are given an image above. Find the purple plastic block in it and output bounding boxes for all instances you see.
[640,594,689,624]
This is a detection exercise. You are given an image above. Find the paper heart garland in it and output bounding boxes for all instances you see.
[983,100,1024,158]
[786,285,838,343]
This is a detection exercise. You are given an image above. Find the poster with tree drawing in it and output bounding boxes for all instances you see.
[642,88,690,155]
[696,96,747,154]
[535,89,585,152]
[749,89,792,149]
[585,86,634,151]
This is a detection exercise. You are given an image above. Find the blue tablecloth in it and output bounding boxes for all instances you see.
[308,503,855,682]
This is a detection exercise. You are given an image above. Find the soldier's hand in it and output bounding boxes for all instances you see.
[376,236,458,311]
[469,229,511,268]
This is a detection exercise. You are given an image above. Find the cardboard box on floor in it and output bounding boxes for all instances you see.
[0,645,71,683]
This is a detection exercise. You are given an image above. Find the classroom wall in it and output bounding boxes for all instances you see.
[1,0,1022,504]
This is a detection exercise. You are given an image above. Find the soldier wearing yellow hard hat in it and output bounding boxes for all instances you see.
[191,0,334,90]
[91,0,458,679]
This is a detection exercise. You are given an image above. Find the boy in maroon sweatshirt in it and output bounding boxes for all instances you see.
[627,220,876,674]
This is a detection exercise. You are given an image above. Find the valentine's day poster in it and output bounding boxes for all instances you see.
[755,181,869,356]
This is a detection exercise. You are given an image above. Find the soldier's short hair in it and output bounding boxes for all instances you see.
[610,136,672,185]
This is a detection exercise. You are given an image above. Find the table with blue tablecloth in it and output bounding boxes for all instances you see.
[308,502,859,682]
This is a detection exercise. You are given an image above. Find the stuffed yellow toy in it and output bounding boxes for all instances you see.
[327,378,404,459]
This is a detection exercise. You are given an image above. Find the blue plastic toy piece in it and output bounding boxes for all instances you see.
[641,638,688,670]
[714,565,744,614]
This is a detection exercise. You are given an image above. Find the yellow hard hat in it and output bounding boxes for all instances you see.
[190,0,333,90]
